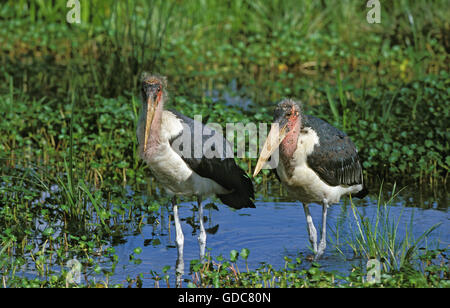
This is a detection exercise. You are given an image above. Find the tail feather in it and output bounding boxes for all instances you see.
[218,193,256,209]
[354,186,368,199]
[218,170,255,209]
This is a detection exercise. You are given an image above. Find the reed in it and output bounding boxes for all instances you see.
[333,183,443,271]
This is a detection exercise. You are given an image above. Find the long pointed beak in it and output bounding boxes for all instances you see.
[253,122,288,177]
[143,96,157,152]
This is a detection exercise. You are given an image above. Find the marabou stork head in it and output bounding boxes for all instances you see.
[140,73,167,152]
[253,99,302,176]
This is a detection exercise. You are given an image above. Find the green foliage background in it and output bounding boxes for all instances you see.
[1,0,448,184]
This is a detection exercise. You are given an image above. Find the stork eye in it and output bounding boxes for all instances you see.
[152,83,162,92]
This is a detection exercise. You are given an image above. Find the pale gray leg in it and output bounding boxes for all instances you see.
[172,196,184,287]
[315,200,328,260]
[303,203,318,254]
[197,196,207,261]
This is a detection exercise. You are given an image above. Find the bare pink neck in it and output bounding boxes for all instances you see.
[146,101,164,156]
[280,118,300,161]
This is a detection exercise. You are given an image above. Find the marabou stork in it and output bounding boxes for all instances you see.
[137,73,255,282]
[253,99,367,260]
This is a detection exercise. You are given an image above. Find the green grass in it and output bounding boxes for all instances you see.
[332,183,443,272]
[1,0,448,184]
[0,0,448,288]
[158,247,449,288]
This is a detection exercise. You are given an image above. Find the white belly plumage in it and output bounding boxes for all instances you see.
[277,126,362,205]
[277,161,362,204]
[138,110,229,197]
[146,142,229,197]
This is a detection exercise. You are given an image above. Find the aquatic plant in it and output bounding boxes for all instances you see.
[332,183,443,272]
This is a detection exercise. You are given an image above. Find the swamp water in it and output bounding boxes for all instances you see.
[108,183,448,287]
[2,174,448,287]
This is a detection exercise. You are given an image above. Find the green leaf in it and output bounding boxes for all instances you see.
[240,248,250,260]
[230,249,239,262]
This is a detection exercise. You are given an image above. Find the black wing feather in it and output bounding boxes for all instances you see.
[304,115,364,188]
[168,110,255,209]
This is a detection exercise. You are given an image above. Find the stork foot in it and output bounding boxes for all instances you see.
[314,199,328,261]
[172,196,185,287]
[175,256,184,287]
[197,197,207,262]
[303,204,318,253]
[314,243,326,261]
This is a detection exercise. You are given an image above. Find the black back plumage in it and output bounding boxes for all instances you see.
[303,115,366,196]
[168,110,255,209]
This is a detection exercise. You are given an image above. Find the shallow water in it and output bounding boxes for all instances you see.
[110,185,449,287]
[4,174,447,287]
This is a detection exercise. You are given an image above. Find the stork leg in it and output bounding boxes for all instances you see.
[197,196,207,261]
[302,204,318,254]
[172,196,184,287]
[315,200,328,260]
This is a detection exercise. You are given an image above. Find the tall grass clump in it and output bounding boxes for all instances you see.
[338,183,442,272]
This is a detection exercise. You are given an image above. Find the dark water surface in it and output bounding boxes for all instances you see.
[110,184,449,287]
